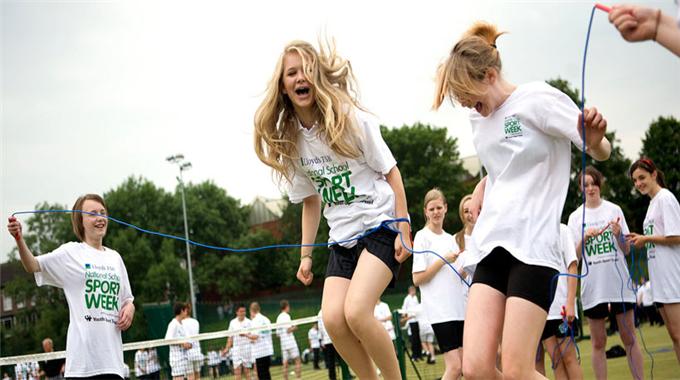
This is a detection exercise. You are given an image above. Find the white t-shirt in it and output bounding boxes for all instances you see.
[183,317,203,362]
[308,327,322,348]
[317,310,332,346]
[468,82,584,272]
[251,313,274,359]
[34,242,134,378]
[165,318,188,367]
[287,108,398,247]
[644,188,680,303]
[228,317,253,364]
[134,350,148,377]
[146,348,160,373]
[401,294,420,323]
[276,312,298,350]
[547,224,580,320]
[567,200,635,309]
[412,227,467,323]
[638,281,654,307]
[207,351,221,366]
[413,304,433,336]
[373,302,396,340]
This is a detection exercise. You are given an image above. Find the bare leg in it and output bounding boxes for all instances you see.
[659,303,680,363]
[344,252,401,379]
[282,360,288,380]
[322,277,378,380]
[615,310,644,379]
[461,283,504,380]
[500,297,548,380]
[294,357,302,379]
[558,335,584,380]
[588,317,608,380]
[543,336,570,380]
[441,348,462,380]
[534,342,545,376]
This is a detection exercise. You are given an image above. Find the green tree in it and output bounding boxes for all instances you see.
[2,203,72,355]
[276,199,330,286]
[640,116,680,195]
[380,123,472,233]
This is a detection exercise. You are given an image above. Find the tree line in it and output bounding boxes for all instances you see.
[1,79,677,356]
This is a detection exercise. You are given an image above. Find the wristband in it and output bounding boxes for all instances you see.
[301,253,312,261]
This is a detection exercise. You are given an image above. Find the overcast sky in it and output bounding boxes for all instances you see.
[2,0,679,262]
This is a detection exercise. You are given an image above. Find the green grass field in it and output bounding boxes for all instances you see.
[190,286,679,379]
[195,321,677,379]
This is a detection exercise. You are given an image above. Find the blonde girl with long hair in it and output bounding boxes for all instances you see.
[433,22,611,380]
[254,40,411,380]
[454,194,474,252]
[412,189,468,380]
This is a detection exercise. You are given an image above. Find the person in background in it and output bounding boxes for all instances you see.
[38,338,65,380]
[401,286,423,361]
[250,301,274,380]
[308,322,322,370]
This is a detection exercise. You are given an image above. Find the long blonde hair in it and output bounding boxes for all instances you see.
[454,194,473,250]
[433,22,505,109]
[254,40,364,182]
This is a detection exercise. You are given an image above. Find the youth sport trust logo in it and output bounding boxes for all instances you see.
[503,115,523,139]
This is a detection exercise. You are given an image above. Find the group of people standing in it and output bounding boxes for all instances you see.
[5,2,680,379]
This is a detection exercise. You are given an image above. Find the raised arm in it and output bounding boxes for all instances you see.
[7,217,40,273]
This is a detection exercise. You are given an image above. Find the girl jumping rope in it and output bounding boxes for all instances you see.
[254,40,411,379]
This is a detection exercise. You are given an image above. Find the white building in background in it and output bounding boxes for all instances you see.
[248,196,288,238]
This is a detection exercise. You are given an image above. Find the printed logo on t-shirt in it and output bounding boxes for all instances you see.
[503,115,523,139]
[84,263,122,315]
[585,230,616,257]
[644,223,656,253]
[301,155,368,207]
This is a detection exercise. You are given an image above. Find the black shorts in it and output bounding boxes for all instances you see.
[472,247,559,312]
[431,320,464,352]
[541,318,580,341]
[584,302,636,319]
[326,226,400,287]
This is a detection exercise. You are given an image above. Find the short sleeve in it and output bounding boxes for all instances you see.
[356,111,397,175]
[661,191,680,236]
[34,243,72,288]
[118,254,134,306]
[165,320,177,339]
[567,211,581,246]
[560,225,578,268]
[412,231,429,273]
[288,166,317,204]
[541,87,584,151]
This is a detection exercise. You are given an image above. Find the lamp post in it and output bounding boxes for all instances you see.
[166,154,197,318]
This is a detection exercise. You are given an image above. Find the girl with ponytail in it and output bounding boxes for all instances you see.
[433,22,612,379]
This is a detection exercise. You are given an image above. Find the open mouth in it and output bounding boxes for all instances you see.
[474,102,483,113]
[295,87,310,96]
